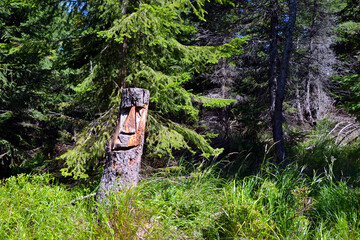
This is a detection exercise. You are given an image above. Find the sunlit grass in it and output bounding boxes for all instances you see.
[1,159,360,239]
[0,174,93,239]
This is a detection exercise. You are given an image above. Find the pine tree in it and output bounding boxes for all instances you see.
[59,0,249,178]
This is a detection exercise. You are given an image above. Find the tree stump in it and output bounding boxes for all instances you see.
[96,88,150,204]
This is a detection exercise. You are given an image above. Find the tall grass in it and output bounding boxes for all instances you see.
[0,174,93,239]
[1,159,360,239]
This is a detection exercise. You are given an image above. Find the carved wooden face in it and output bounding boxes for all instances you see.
[112,104,148,150]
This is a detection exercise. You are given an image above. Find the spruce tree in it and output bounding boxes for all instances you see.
[0,0,69,175]
[59,0,249,178]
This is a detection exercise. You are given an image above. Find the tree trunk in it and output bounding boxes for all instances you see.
[273,0,297,165]
[119,0,128,89]
[119,38,127,89]
[305,75,315,124]
[269,0,279,115]
[296,86,304,124]
[304,1,318,125]
[96,88,150,204]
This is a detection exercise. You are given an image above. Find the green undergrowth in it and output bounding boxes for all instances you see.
[1,161,360,239]
[289,117,360,185]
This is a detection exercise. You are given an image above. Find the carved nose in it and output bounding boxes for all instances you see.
[120,106,136,134]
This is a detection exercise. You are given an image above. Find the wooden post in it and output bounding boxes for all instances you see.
[96,88,150,204]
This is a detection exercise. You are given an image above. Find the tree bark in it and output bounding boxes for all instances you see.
[296,86,304,124]
[96,88,150,204]
[304,0,318,125]
[269,0,279,116]
[272,0,297,165]
[119,38,127,89]
[305,76,315,124]
[119,0,128,89]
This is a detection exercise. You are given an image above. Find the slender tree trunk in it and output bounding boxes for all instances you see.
[96,88,150,204]
[119,38,127,89]
[304,0,318,124]
[119,0,128,89]
[269,0,279,115]
[296,86,304,124]
[305,74,315,124]
[273,0,297,165]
